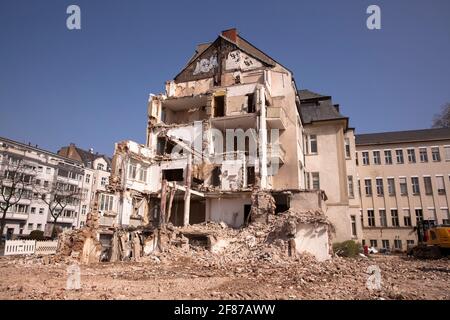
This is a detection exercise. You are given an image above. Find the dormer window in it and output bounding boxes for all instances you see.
[97,163,105,171]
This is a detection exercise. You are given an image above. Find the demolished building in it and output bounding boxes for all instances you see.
[113,29,308,226]
[59,29,362,263]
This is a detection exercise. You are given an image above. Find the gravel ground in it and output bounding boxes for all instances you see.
[0,254,448,300]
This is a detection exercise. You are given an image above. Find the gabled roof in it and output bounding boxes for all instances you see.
[232,34,277,67]
[186,42,212,67]
[74,147,111,167]
[355,128,450,146]
[300,102,348,125]
[174,30,284,81]
[58,144,112,169]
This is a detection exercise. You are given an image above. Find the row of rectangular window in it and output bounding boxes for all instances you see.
[33,166,53,174]
[359,146,447,166]
[128,163,148,183]
[363,239,414,250]
[85,174,108,185]
[365,208,450,227]
[30,207,45,214]
[3,204,66,215]
[361,175,447,197]
[24,164,53,175]
[27,223,43,230]
[5,156,85,180]
[5,204,80,216]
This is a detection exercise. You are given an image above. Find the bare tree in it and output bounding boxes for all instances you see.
[0,155,35,243]
[35,181,82,238]
[432,102,450,128]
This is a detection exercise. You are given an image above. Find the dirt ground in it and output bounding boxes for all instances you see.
[0,254,448,300]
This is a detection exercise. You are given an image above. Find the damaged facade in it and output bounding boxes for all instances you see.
[74,29,342,262]
[3,29,449,263]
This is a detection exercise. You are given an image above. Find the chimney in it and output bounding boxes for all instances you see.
[334,104,340,113]
[89,148,94,154]
[222,28,238,42]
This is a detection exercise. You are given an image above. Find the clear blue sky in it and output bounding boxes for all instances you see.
[1,0,449,156]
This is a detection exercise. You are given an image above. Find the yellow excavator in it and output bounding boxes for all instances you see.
[408,220,450,259]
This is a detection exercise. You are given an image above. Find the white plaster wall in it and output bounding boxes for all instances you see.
[269,69,292,98]
[166,122,202,145]
[226,83,257,97]
[326,205,352,243]
[120,195,132,226]
[208,197,251,228]
[125,141,152,158]
[295,224,331,262]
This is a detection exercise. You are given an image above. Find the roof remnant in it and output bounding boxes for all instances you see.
[300,102,348,124]
[298,89,331,101]
[298,90,348,125]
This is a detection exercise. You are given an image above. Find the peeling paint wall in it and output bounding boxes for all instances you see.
[221,159,245,190]
[290,191,327,212]
[225,50,263,72]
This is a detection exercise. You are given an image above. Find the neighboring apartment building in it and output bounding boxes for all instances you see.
[0,137,87,238]
[299,90,362,242]
[356,128,450,251]
[57,143,111,228]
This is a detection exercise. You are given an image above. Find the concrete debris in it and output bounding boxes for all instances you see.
[159,209,332,265]
[53,207,333,264]
[249,190,276,224]
[1,253,449,300]
[56,212,102,264]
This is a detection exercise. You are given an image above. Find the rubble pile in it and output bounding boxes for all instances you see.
[266,209,331,241]
[152,209,333,268]
[249,190,276,223]
[54,205,333,267]
[1,252,449,300]
[267,209,334,255]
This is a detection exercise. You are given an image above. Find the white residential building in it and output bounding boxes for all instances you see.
[0,137,110,239]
